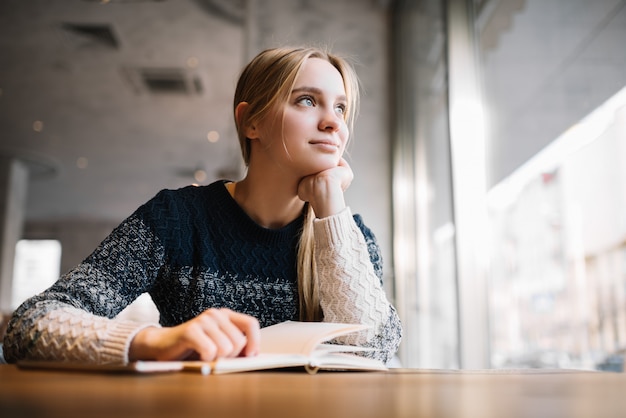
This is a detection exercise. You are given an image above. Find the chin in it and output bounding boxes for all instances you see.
[304,160,340,175]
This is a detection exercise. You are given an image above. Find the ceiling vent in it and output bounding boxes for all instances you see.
[61,23,120,50]
[122,67,203,95]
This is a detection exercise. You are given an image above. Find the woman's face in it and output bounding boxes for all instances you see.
[255,57,349,178]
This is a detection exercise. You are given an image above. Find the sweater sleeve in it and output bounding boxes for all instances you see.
[2,213,164,365]
[313,207,402,364]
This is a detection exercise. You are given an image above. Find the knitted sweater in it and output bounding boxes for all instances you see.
[3,181,402,364]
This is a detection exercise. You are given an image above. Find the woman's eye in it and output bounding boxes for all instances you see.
[335,104,346,115]
[297,96,315,107]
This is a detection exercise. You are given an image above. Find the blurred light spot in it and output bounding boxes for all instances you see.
[207,130,220,143]
[194,169,207,182]
[33,120,44,132]
[76,157,89,169]
[187,56,199,69]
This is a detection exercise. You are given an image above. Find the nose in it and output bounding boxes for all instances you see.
[318,107,342,132]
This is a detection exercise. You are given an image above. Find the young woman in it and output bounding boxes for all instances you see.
[3,46,402,365]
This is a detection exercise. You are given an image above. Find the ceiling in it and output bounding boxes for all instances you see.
[0,0,250,222]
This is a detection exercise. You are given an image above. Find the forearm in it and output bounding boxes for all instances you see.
[3,303,154,364]
[313,208,402,361]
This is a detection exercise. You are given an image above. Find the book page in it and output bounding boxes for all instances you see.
[259,321,368,356]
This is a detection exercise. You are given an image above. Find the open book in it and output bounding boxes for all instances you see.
[17,321,387,375]
[185,320,388,375]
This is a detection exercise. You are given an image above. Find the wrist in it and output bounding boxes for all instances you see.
[312,199,346,218]
[128,326,160,361]
[309,180,345,218]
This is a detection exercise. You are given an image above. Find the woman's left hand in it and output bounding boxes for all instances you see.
[297,158,354,218]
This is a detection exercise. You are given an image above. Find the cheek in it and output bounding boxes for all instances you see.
[339,125,350,146]
[281,115,312,144]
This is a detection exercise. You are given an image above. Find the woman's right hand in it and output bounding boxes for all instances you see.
[297,157,353,219]
[128,308,260,362]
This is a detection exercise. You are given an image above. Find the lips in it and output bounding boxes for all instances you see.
[309,139,340,148]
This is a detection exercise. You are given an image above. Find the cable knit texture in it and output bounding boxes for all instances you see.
[314,208,395,347]
[3,180,402,365]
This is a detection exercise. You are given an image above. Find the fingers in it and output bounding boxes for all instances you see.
[227,311,261,356]
[299,160,353,199]
[336,158,354,191]
[184,323,220,360]
[128,310,261,362]
[185,308,260,361]
[196,309,243,358]
[297,164,350,218]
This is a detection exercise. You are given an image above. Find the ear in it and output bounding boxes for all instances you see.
[235,102,259,139]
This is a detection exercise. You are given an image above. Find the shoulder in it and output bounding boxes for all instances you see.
[149,181,224,203]
[121,181,230,253]
[129,181,230,240]
[137,181,227,215]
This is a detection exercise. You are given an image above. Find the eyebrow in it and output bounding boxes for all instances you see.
[291,86,347,102]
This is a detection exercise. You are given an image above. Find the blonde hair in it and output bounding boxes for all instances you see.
[233,46,360,321]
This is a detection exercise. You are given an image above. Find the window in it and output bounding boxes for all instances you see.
[477,0,626,370]
[487,87,626,370]
[12,240,62,309]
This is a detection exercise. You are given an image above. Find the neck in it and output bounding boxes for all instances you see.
[229,171,305,229]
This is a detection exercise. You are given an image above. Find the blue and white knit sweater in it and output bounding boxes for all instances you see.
[3,181,402,364]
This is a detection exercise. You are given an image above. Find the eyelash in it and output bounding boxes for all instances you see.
[296,95,347,115]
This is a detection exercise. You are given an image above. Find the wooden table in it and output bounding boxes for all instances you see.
[1,364,625,418]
